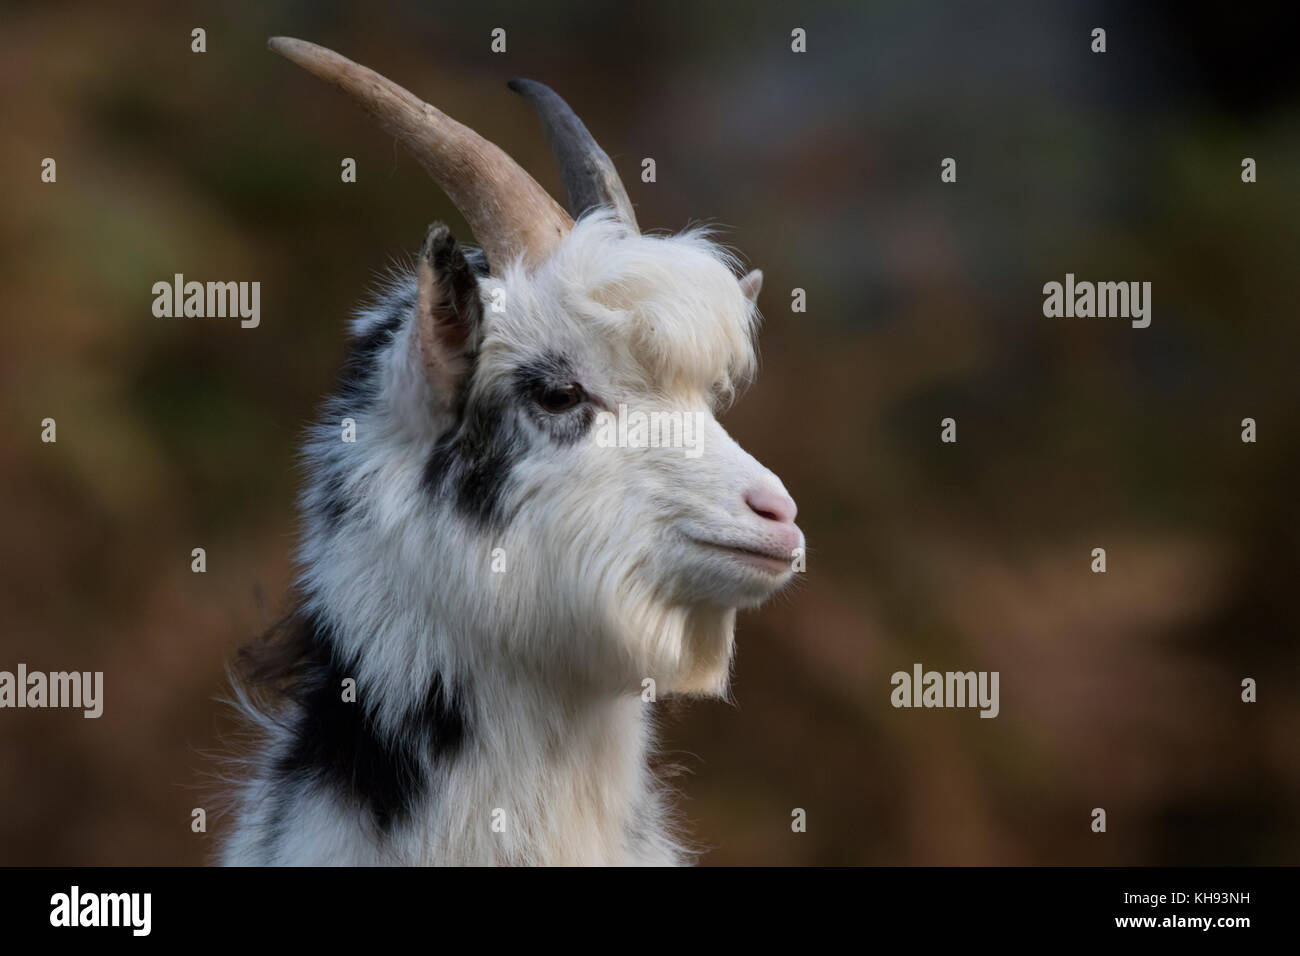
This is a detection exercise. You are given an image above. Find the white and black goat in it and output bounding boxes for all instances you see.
[221,38,803,865]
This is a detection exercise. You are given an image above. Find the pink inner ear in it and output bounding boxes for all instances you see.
[431,286,472,354]
[416,226,483,378]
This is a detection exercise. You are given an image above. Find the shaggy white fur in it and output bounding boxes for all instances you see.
[221,213,802,865]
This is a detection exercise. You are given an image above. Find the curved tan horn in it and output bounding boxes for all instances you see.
[268,37,572,272]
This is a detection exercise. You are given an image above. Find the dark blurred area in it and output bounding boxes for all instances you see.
[1,0,1297,864]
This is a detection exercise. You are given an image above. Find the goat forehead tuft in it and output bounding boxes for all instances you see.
[496,213,759,399]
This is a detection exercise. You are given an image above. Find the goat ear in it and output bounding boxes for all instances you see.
[739,268,763,305]
[416,223,482,394]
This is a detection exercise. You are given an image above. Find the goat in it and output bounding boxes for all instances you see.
[220,38,803,866]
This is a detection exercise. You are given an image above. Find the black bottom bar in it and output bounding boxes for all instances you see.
[0,866,1290,942]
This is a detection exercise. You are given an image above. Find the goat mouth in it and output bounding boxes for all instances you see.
[687,538,794,575]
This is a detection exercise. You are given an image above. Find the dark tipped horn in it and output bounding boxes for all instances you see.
[508,78,639,232]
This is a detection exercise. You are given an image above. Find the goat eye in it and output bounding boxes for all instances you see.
[536,383,584,413]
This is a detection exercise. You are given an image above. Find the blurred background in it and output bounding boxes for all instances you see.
[1,0,1297,865]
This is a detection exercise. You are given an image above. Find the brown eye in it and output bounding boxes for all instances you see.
[536,383,584,413]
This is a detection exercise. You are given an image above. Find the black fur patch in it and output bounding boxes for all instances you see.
[422,385,526,529]
[314,294,413,532]
[336,293,412,403]
[317,226,481,534]
[316,471,350,531]
[422,352,597,529]
[245,609,468,839]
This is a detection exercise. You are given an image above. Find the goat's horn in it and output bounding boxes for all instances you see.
[507,78,639,232]
[268,37,572,271]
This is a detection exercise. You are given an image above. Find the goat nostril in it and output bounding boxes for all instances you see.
[745,487,798,525]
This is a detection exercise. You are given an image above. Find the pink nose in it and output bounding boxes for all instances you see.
[744,485,798,526]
